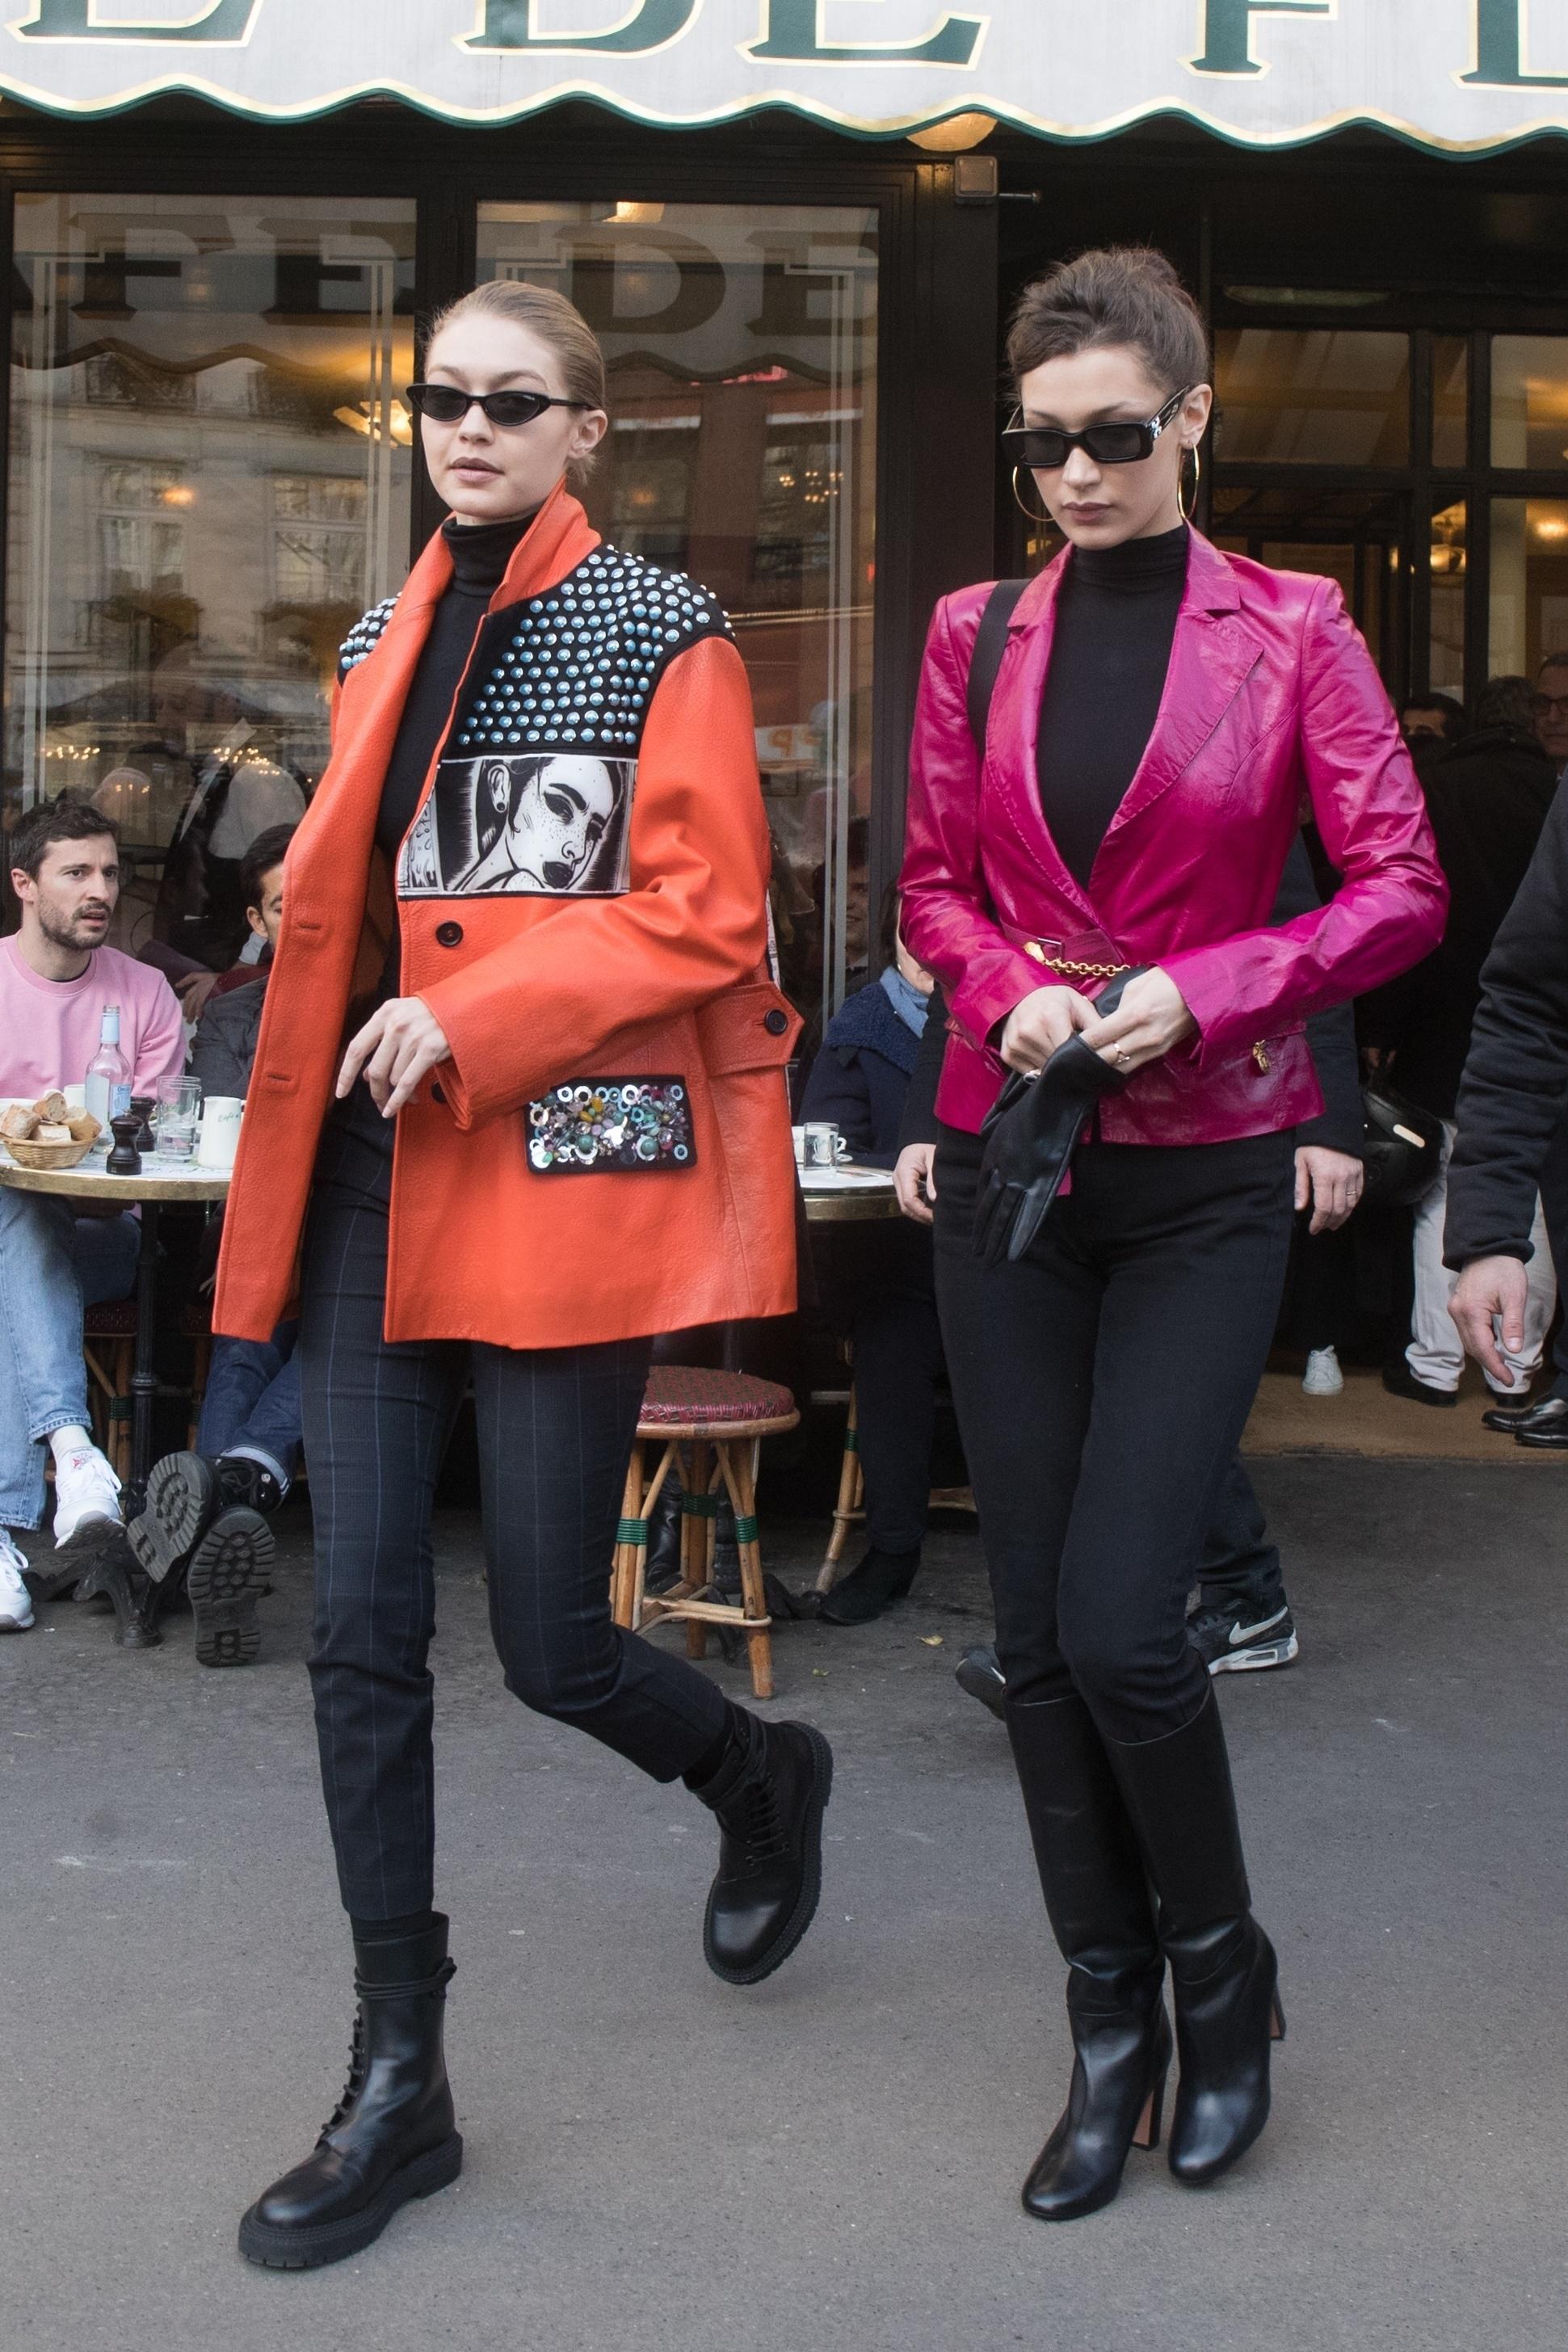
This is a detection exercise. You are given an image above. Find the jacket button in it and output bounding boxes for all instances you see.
[435,919,463,948]
[763,1008,789,1036]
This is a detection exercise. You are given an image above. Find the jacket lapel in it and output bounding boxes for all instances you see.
[983,553,1101,923]
[1095,532,1261,855]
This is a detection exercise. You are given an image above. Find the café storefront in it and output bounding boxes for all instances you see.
[3,2,1568,1034]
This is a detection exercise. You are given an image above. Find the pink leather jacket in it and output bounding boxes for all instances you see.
[899,531,1448,1144]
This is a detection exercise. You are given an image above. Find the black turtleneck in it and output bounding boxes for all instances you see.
[374,510,537,869]
[1036,521,1189,893]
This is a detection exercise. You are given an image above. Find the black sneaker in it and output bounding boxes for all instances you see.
[1187,1600,1299,1675]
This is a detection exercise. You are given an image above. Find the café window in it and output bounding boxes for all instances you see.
[6,193,415,965]
[477,200,879,1029]
[1490,499,1568,678]
[1213,330,1410,466]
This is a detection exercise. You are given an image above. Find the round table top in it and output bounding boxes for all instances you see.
[800,1167,903,1223]
[0,1153,232,1204]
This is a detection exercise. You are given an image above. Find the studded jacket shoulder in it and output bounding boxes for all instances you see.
[341,542,736,903]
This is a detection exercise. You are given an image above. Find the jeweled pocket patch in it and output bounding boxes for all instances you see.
[527,1078,695,1172]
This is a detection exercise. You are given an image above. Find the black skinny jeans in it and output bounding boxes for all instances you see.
[934,1126,1295,1744]
[298,1154,729,1922]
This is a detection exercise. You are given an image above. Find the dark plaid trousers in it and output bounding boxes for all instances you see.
[298,1150,729,1921]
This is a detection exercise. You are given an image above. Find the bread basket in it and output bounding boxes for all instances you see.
[3,1134,97,1171]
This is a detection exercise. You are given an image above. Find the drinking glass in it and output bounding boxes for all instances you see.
[153,1075,203,1160]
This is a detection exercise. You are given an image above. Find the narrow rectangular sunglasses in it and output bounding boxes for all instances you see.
[1001,386,1193,471]
[406,383,592,427]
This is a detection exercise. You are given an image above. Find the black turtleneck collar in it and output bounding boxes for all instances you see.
[1070,520,1190,593]
[442,507,539,595]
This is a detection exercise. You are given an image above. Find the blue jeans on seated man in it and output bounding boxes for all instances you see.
[0,1189,141,1529]
[195,1323,300,1492]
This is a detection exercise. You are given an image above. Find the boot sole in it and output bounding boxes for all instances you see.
[128,1454,214,1583]
[187,1510,272,1668]
[705,1726,833,1988]
[238,2131,463,2269]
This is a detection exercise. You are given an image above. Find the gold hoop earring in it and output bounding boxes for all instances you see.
[1178,443,1202,525]
[1012,466,1053,524]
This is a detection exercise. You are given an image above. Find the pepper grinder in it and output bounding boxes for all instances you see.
[106,1114,142,1176]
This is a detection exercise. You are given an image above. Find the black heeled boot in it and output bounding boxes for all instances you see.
[686,1707,834,1985]
[1106,1692,1284,2188]
[238,1915,463,2269]
[818,1545,920,1626]
[1007,1694,1171,2221]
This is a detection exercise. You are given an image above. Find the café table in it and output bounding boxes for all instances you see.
[0,1149,230,1647]
[798,1163,903,1222]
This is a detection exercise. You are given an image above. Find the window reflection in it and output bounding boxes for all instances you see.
[1432,336,1468,469]
[1430,501,1466,698]
[6,194,414,966]
[1490,499,1568,677]
[1213,330,1410,465]
[1491,339,1568,470]
[477,201,878,1032]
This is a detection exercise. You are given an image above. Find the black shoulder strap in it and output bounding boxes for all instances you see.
[966,578,1029,755]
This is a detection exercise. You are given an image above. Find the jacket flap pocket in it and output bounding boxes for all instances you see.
[697,981,801,1075]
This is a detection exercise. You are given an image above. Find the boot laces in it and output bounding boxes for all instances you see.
[317,2004,368,2144]
[725,1765,788,1873]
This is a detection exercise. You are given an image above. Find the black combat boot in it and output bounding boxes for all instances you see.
[1105,1692,1284,2187]
[686,1707,833,1984]
[1008,1694,1171,2222]
[238,1915,462,2269]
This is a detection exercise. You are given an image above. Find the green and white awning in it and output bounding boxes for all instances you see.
[5,2,1568,154]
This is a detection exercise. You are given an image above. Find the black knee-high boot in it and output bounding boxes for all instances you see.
[1007,1694,1172,2222]
[238,1915,463,2268]
[1104,1690,1284,2187]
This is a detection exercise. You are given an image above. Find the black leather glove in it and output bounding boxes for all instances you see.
[972,967,1148,1269]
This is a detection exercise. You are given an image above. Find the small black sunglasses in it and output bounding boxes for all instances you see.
[406,383,594,427]
[1001,387,1195,471]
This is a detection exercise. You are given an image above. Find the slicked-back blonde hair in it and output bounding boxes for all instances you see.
[425,280,608,487]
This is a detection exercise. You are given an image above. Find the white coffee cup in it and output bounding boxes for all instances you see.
[196,1095,243,1171]
[803,1121,849,1168]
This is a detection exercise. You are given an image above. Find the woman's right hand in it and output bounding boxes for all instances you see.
[998,984,1095,1075]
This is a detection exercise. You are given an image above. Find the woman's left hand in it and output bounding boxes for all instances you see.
[337,996,452,1117]
[1078,967,1196,1075]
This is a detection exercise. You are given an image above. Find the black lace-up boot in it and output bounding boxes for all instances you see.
[686,1707,833,1984]
[238,1916,462,2270]
[1008,1694,1171,2222]
[1105,1692,1284,2187]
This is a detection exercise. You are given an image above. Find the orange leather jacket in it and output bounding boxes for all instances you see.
[214,486,801,1349]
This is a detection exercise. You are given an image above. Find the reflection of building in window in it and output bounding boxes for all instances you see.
[272,473,368,606]
[754,430,846,608]
[99,461,188,600]
[609,419,695,566]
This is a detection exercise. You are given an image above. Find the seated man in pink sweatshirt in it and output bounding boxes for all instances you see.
[1,797,186,1631]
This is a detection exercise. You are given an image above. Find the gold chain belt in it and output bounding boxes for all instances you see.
[1024,942,1132,980]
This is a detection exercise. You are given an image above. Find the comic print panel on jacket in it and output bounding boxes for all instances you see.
[337,543,734,902]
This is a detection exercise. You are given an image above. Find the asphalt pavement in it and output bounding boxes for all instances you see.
[5,1454,1565,2352]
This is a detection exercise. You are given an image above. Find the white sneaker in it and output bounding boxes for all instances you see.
[1302,1346,1344,1398]
[0,1529,35,1630]
[52,1442,124,1550]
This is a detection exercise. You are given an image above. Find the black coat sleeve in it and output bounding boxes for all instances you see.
[190,991,256,1102]
[1444,789,1568,1268]
[898,983,948,1151]
[1270,834,1364,1159]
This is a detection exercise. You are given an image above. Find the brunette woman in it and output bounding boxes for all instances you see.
[900,249,1445,2221]
[212,281,830,2270]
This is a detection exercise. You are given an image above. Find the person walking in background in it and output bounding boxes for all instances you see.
[214,280,823,2272]
[1364,675,1559,1413]
[801,894,944,1626]
[900,246,1444,2223]
[128,823,297,1666]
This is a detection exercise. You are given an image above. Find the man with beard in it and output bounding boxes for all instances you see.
[0,798,185,1629]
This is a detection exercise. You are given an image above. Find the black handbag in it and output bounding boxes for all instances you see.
[1360,1084,1444,1207]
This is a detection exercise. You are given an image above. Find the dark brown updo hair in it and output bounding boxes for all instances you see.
[1006,246,1210,402]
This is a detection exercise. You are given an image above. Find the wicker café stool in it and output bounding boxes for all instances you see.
[612,1365,799,1701]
